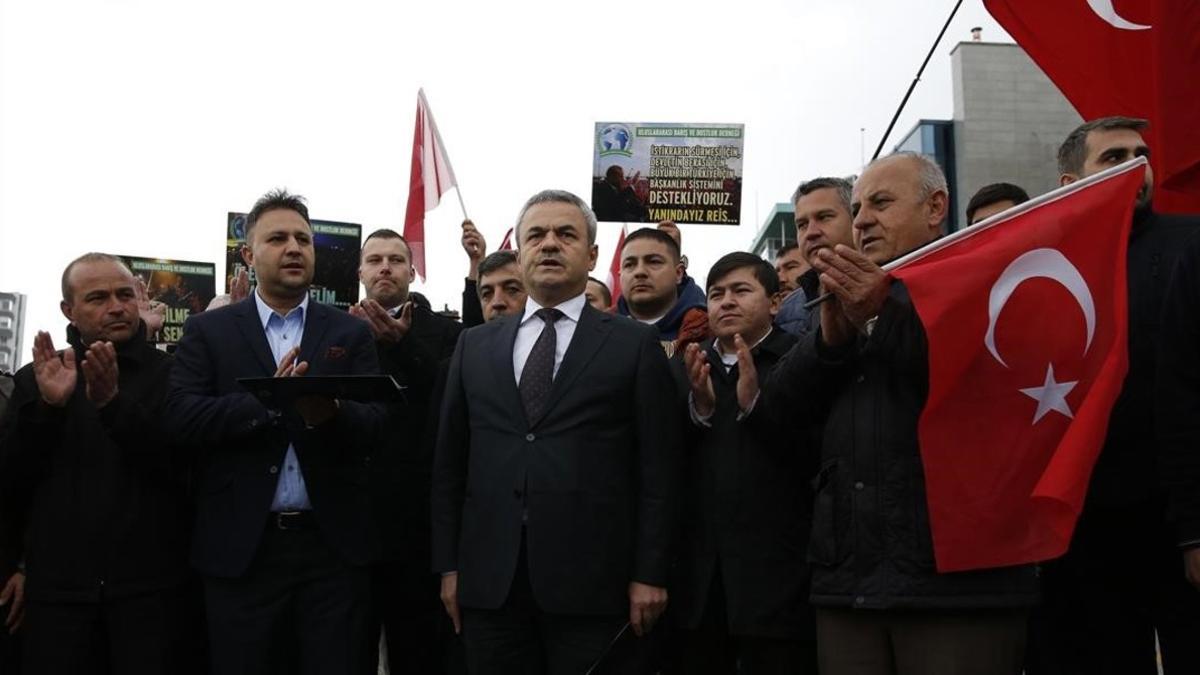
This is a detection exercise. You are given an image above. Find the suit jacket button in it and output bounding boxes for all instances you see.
[525,433,535,442]
[269,465,279,475]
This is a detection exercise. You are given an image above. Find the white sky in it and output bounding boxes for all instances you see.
[0,0,1012,366]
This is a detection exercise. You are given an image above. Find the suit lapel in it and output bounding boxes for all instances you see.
[233,298,279,375]
[531,305,613,428]
[490,314,526,425]
[298,300,331,371]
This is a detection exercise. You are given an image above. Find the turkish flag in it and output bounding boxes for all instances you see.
[985,0,1200,213]
[890,159,1146,572]
[403,89,460,280]
[606,225,626,310]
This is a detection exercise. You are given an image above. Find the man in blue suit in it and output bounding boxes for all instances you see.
[166,189,385,675]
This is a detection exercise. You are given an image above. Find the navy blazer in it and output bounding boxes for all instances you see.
[166,297,384,579]
[432,303,683,616]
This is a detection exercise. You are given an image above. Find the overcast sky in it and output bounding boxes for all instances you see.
[0,0,1013,365]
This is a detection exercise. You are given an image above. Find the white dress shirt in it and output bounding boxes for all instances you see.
[512,292,587,382]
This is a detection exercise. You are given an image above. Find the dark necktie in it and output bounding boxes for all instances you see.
[519,307,563,422]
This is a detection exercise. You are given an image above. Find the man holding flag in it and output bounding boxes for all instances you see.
[1023,118,1200,675]
[764,150,1126,674]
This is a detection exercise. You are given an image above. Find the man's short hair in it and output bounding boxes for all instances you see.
[587,276,612,307]
[246,188,310,241]
[1057,116,1149,176]
[362,228,411,260]
[791,176,854,213]
[61,252,132,303]
[514,190,598,245]
[775,242,800,261]
[965,183,1031,223]
[478,250,518,279]
[622,227,680,261]
[706,252,780,297]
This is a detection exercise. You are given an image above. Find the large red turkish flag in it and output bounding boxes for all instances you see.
[985,0,1200,213]
[890,159,1146,572]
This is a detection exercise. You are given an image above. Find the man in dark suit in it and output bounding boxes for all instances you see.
[165,189,385,675]
[351,227,462,674]
[432,189,682,675]
[672,252,817,675]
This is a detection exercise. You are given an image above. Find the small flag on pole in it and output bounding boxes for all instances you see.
[403,88,464,280]
[499,227,514,251]
[606,225,627,310]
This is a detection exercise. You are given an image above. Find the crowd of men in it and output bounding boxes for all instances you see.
[0,115,1199,675]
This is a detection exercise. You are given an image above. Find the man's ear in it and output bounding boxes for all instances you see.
[675,261,685,284]
[1060,173,1079,187]
[588,244,599,272]
[927,190,949,231]
[60,300,73,323]
[241,243,254,269]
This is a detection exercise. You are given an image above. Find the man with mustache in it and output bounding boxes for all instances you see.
[352,227,463,675]
[0,253,198,674]
[763,154,1036,675]
[166,189,385,675]
[433,189,682,674]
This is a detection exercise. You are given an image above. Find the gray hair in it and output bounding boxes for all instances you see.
[791,176,854,213]
[868,152,948,200]
[514,189,598,246]
[1057,116,1148,176]
[61,252,133,303]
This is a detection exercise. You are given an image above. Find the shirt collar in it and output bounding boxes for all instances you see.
[714,326,773,360]
[254,288,309,329]
[521,292,587,326]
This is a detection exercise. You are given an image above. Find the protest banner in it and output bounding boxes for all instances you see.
[591,122,744,225]
[118,255,216,344]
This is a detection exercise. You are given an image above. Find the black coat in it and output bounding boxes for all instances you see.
[1155,224,1200,548]
[763,283,1039,610]
[432,305,682,616]
[369,306,461,561]
[668,330,816,640]
[165,298,385,578]
[0,324,192,602]
[1090,210,1200,510]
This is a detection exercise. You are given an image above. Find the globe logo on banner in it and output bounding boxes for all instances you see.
[597,124,633,157]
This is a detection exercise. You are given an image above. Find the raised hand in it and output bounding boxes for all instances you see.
[81,341,119,408]
[684,342,716,418]
[134,277,165,336]
[31,331,76,407]
[230,267,251,303]
[811,244,890,332]
[732,334,759,413]
[354,299,411,343]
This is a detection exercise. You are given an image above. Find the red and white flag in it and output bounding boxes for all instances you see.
[888,159,1145,572]
[403,89,460,280]
[606,225,627,310]
[498,227,514,251]
[985,0,1200,213]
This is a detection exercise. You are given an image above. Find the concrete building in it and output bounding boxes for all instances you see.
[0,291,26,373]
[751,39,1083,256]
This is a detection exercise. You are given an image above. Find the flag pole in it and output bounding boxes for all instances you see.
[870,0,964,161]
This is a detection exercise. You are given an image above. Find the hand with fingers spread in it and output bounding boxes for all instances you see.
[732,334,759,413]
[81,341,120,408]
[350,299,411,343]
[230,267,251,303]
[31,331,77,407]
[811,244,891,336]
[0,571,25,634]
[684,342,716,418]
[628,581,667,637]
[134,277,166,336]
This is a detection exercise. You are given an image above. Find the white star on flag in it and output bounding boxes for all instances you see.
[1019,363,1078,424]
